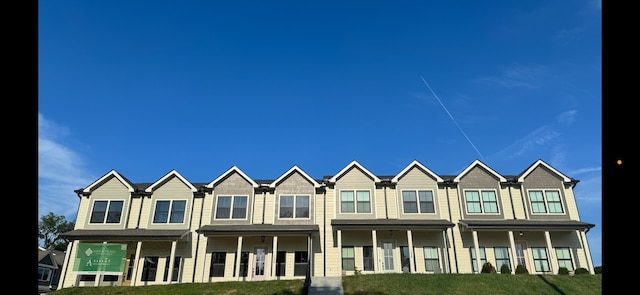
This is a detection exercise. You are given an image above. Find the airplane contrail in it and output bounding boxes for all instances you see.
[420,75,485,161]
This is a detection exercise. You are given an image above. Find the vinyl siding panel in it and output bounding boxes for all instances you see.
[146,177,193,230]
[83,177,131,230]
[210,173,254,225]
[274,172,316,225]
[458,166,505,220]
[395,168,441,220]
[521,166,571,221]
[334,167,377,219]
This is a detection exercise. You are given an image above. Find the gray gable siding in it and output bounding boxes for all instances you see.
[210,172,254,225]
[274,172,316,225]
[459,166,505,220]
[522,165,570,221]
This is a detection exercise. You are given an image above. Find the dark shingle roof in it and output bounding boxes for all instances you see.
[331,219,454,229]
[197,224,319,235]
[60,229,190,241]
[458,219,595,231]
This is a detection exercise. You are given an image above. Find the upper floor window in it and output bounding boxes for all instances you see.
[529,190,564,214]
[215,196,248,219]
[38,267,52,282]
[153,200,187,224]
[340,190,371,213]
[464,190,499,214]
[90,200,124,223]
[279,195,310,219]
[402,190,435,214]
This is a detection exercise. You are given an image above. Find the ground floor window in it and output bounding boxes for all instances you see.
[79,275,96,281]
[294,251,308,276]
[103,275,119,281]
[531,247,550,273]
[233,252,249,277]
[400,246,412,273]
[141,256,159,281]
[163,256,182,281]
[210,252,226,277]
[555,247,574,271]
[469,247,486,273]
[363,246,374,271]
[423,246,439,272]
[342,246,355,271]
[276,251,286,277]
[494,247,511,273]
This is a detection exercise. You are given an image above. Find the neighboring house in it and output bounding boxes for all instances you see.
[57,159,596,289]
[38,246,65,292]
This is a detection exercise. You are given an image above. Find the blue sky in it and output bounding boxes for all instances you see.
[38,1,602,266]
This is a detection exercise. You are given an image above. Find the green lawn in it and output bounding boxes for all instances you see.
[47,273,602,295]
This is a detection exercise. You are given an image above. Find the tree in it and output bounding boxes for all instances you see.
[38,212,75,250]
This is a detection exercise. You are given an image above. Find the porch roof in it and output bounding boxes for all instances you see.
[60,229,190,241]
[458,219,595,231]
[331,219,454,230]
[196,224,319,236]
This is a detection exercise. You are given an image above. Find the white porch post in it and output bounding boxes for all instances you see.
[441,231,449,273]
[236,236,243,279]
[472,231,480,273]
[544,231,557,274]
[578,230,595,274]
[167,240,177,283]
[407,230,415,273]
[308,233,313,277]
[132,241,142,286]
[372,230,378,273]
[508,231,517,274]
[337,230,342,274]
[271,236,278,278]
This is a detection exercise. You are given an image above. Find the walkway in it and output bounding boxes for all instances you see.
[308,276,344,295]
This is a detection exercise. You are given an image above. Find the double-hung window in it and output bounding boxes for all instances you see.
[402,190,435,213]
[469,247,487,273]
[279,195,310,218]
[423,246,440,272]
[90,200,124,223]
[531,247,550,273]
[153,200,187,224]
[342,246,355,271]
[163,256,181,281]
[141,256,159,281]
[38,267,51,282]
[215,196,248,219]
[210,252,226,277]
[555,247,574,271]
[494,247,511,273]
[340,190,371,213]
[294,251,308,276]
[363,246,374,271]
[529,190,564,214]
[464,190,499,214]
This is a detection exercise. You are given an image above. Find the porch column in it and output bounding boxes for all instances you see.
[472,231,481,273]
[371,230,378,273]
[308,233,313,277]
[271,236,278,278]
[578,230,595,274]
[132,241,142,286]
[508,231,517,274]
[337,230,342,273]
[441,231,449,273]
[235,236,243,279]
[407,230,415,273]
[167,240,177,283]
[544,231,557,274]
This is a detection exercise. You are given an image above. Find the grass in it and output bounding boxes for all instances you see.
[47,273,602,295]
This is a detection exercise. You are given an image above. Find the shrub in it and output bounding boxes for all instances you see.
[499,264,511,274]
[557,267,569,275]
[481,262,497,273]
[515,264,529,274]
[574,267,589,275]
[594,266,602,274]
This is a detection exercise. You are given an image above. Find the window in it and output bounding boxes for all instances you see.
[79,275,96,281]
[342,246,355,271]
[469,247,487,273]
[340,190,371,213]
[215,196,248,219]
[103,275,119,281]
[531,247,550,272]
[153,200,187,224]
[163,256,181,281]
[494,247,511,273]
[529,190,564,214]
[556,248,574,271]
[210,252,226,277]
[38,267,51,282]
[279,195,310,218]
[402,190,435,213]
[126,254,135,280]
[464,190,498,214]
[141,256,159,281]
[89,200,124,223]
[233,252,249,277]
[275,251,286,277]
[294,251,308,276]
[423,246,439,272]
[400,246,411,273]
[363,246,374,271]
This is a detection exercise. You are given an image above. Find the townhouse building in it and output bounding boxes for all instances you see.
[57,159,596,289]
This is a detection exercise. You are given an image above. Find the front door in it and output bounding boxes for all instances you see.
[400,246,411,273]
[253,247,267,281]
[122,252,135,286]
[382,242,395,271]
[515,241,528,271]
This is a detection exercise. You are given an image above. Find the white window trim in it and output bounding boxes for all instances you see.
[89,199,125,224]
[463,189,500,215]
[152,199,188,224]
[214,195,249,220]
[527,189,565,215]
[339,189,372,214]
[401,189,437,214]
[277,194,311,220]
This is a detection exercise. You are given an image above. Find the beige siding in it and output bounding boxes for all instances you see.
[334,167,377,219]
[145,177,193,230]
[83,177,131,230]
[273,172,316,225]
[210,173,254,225]
[521,166,571,221]
[458,166,505,220]
[395,167,441,220]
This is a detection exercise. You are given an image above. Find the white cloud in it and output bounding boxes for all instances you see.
[38,113,95,221]
[492,126,560,159]
[476,64,547,89]
[557,109,577,126]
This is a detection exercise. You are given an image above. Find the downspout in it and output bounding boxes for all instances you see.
[136,194,146,229]
[444,179,459,273]
[192,187,208,282]
[322,182,327,277]
[262,189,267,224]
[507,178,517,219]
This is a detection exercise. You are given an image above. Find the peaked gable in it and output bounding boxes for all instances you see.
[207,166,259,188]
[453,159,506,182]
[392,159,443,182]
[270,165,320,188]
[83,170,135,193]
[329,160,381,183]
[145,169,198,192]
[517,159,571,183]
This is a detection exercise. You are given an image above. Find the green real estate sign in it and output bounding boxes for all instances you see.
[73,243,127,274]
